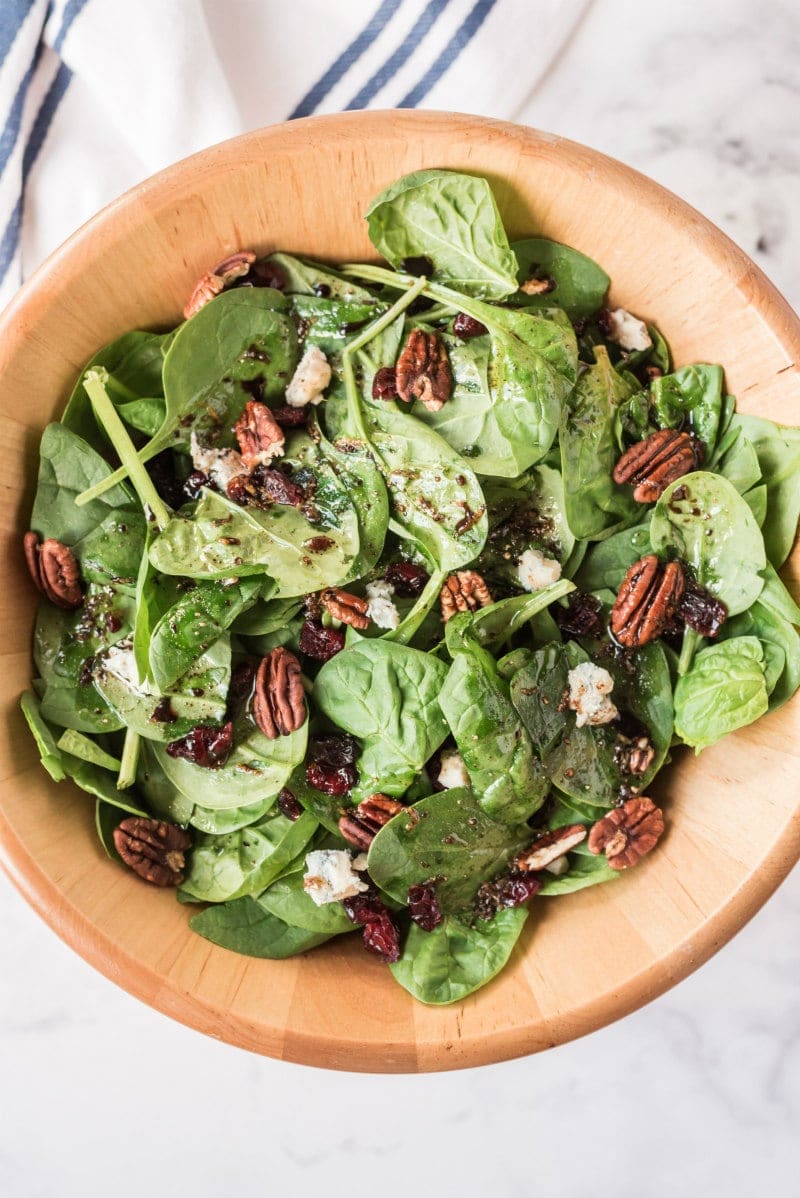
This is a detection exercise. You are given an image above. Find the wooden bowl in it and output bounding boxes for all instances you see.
[1,111,798,1072]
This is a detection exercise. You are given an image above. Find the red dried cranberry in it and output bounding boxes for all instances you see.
[277,788,303,821]
[343,891,401,963]
[309,734,359,767]
[225,659,257,720]
[553,591,605,639]
[271,405,310,429]
[678,574,727,637]
[165,721,234,768]
[475,871,542,921]
[400,255,433,277]
[146,452,185,510]
[384,560,429,597]
[407,881,443,932]
[299,619,345,661]
[372,366,398,400]
[250,259,287,290]
[184,470,213,500]
[453,312,488,339]
[251,465,306,507]
[306,760,357,796]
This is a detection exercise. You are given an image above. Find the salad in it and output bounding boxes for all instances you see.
[20,169,800,1006]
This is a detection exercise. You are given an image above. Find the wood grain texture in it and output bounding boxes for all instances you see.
[0,111,798,1072]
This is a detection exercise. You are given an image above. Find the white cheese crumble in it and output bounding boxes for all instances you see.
[567,662,619,728]
[352,853,369,872]
[285,345,332,407]
[438,749,470,790]
[190,431,246,490]
[302,850,369,906]
[544,856,571,877]
[102,641,150,692]
[604,308,652,353]
[517,548,562,592]
[365,579,400,630]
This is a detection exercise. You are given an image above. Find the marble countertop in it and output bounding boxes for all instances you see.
[2,1,799,1194]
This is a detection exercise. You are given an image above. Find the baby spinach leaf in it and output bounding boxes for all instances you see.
[148,577,260,692]
[259,865,354,934]
[560,346,640,539]
[56,749,149,817]
[56,729,121,772]
[366,169,519,300]
[651,471,766,615]
[511,237,609,318]
[314,640,449,798]
[231,596,302,637]
[651,364,724,454]
[367,788,531,914]
[536,846,619,896]
[181,809,318,903]
[188,797,277,834]
[95,800,125,861]
[265,252,375,301]
[731,413,800,567]
[674,637,769,751]
[446,579,574,654]
[72,510,147,589]
[389,908,528,1005]
[722,602,800,712]
[20,691,65,781]
[291,294,384,357]
[31,424,136,545]
[715,427,762,494]
[61,329,169,448]
[116,397,165,437]
[439,645,548,824]
[190,897,337,958]
[136,738,194,824]
[743,484,768,527]
[573,520,652,593]
[757,563,800,626]
[316,434,389,582]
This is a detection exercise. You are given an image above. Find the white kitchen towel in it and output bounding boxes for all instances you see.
[0,0,590,310]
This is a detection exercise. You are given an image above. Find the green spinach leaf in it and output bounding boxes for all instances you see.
[511,237,609,318]
[731,413,800,567]
[181,809,317,903]
[190,897,337,958]
[651,364,724,455]
[673,637,768,751]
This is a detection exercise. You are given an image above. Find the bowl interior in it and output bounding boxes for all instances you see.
[1,111,799,1071]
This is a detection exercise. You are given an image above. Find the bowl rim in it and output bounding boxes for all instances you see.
[2,109,799,1072]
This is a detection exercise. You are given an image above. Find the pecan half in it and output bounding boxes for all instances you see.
[610,555,684,647]
[24,532,83,609]
[233,400,285,469]
[183,250,255,319]
[614,733,655,776]
[515,824,587,872]
[587,797,664,870]
[519,275,556,296]
[112,818,192,887]
[395,329,452,411]
[338,794,404,851]
[253,647,306,739]
[440,570,492,623]
[613,428,702,503]
[320,588,370,630]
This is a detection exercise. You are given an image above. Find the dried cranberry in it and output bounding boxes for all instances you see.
[299,619,345,661]
[400,255,433,277]
[642,363,664,383]
[553,591,605,639]
[225,659,257,721]
[306,760,357,796]
[678,574,727,637]
[309,733,360,767]
[146,452,185,510]
[384,560,429,597]
[453,312,488,339]
[271,405,310,429]
[425,745,447,792]
[343,891,401,963]
[372,366,398,400]
[165,721,234,768]
[597,308,614,338]
[249,259,287,290]
[475,871,542,921]
[251,465,306,507]
[407,881,443,932]
[277,788,303,821]
[184,470,213,500]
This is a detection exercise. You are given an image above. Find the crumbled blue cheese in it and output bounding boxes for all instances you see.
[438,749,470,790]
[365,579,400,630]
[567,662,619,728]
[285,345,332,407]
[517,548,562,592]
[544,856,571,877]
[605,308,652,353]
[302,849,369,906]
[190,431,246,489]
[101,641,150,691]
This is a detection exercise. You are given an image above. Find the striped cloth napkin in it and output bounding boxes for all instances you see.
[0,0,588,310]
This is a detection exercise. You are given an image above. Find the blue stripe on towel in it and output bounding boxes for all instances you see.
[399,0,498,107]
[0,0,36,70]
[345,0,450,110]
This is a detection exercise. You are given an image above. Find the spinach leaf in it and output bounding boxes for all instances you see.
[314,639,449,798]
[511,237,609,318]
[650,364,724,454]
[367,788,531,914]
[56,729,121,772]
[317,433,389,582]
[72,510,147,589]
[446,579,574,653]
[291,294,384,357]
[757,563,800,626]
[536,844,619,895]
[259,865,354,934]
[414,310,577,477]
[190,897,337,958]
[673,637,768,751]
[92,637,231,742]
[31,424,136,545]
[188,797,276,834]
[148,577,260,691]
[20,691,66,781]
[722,601,800,712]
[390,908,528,1005]
[743,484,768,526]
[560,346,640,539]
[439,644,548,824]
[136,738,194,824]
[478,469,576,590]
[265,252,375,301]
[715,427,762,494]
[573,520,652,593]
[651,471,766,615]
[95,800,125,862]
[61,329,169,447]
[181,809,318,903]
[731,413,800,567]
[366,169,519,300]
[53,747,149,817]
[231,595,302,637]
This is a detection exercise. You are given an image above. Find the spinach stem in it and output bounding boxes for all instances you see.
[75,437,164,507]
[678,626,700,676]
[117,727,140,790]
[341,352,371,443]
[342,263,498,332]
[83,368,171,531]
[386,567,446,646]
